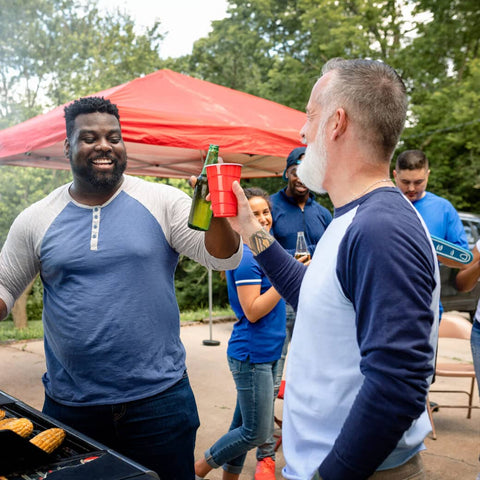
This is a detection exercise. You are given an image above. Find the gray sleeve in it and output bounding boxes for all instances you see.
[126,177,242,270]
[166,188,242,270]
[0,209,42,313]
[0,184,68,314]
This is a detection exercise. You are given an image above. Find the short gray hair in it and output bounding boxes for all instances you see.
[318,58,407,160]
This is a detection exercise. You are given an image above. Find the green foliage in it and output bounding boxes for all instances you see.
[174,256,230,310]
[181,306,235,322]
[0,166,71,246]
[187,10,270,94]
[0,320,44,342]
[400,57,480,211]
[4,276,45,323]
[186,0,416,110]
[45,3,165,105]
[141,176,192,195]
[186,0,479,213]
[0,0,166,123]
[26,277,44,322]
[0,306,236,342]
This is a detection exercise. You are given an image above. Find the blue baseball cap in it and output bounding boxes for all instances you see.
[283,147,306,180]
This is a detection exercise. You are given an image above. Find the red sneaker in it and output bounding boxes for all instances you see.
[255,457,275,480]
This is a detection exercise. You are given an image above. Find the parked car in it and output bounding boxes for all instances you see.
[440,212,480,319]
[458,211,480,249]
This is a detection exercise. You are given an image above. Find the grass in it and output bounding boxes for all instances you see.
[0,320,44,343]
[0,307,235,343]
[180,307,235,323]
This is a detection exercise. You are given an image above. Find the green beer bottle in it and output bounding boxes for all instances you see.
[188,144,219,231]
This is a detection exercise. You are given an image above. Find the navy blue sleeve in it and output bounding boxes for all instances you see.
[319,201,437,479]
[255,241,306,310]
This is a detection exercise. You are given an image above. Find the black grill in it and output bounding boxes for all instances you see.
[0,390,159,479]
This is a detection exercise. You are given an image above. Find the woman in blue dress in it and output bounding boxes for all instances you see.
[195,187,286,480]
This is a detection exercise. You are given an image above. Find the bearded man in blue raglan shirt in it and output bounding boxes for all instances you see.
[0,96,242,480]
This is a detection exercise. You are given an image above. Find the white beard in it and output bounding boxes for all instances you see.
[297,120,328,194]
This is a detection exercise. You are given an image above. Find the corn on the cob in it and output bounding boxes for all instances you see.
[0,417,34,438]
[30,428,66,454]
[0,417,15,428]
[0,409,5,420]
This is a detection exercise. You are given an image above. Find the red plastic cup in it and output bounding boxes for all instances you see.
[206,163,242,217]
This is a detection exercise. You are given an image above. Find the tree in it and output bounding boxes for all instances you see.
[185,2,273,95]
[186,0,479,211]
[0,0,165,125]
[11,277,37,329]
[0,166,70,328]
[186,0,413,110]
[400,58,480,211]
[0,0,169,326]
[396,0,480,210]
[0,166,71,246]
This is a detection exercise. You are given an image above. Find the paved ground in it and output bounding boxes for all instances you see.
[0,317,478,479]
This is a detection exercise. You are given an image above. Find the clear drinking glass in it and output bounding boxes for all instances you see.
[294,231,310,261]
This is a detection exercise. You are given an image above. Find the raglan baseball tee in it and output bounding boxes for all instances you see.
[0,175,242,406]
[255,187,440,479]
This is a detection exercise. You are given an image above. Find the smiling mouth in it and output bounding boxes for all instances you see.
[91,158,114,166]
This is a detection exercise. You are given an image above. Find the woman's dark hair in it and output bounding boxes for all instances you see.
[243,186,272,210]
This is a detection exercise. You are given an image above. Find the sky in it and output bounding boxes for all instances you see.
[96,0,229,58]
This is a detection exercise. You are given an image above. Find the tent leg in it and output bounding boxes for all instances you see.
[203,268,220,346]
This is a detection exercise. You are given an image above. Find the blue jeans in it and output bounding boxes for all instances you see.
[256,303,295,460]
[274,303,296,393]
[472,319,480,396]
[205,356,278,474]
[42,373,200,479]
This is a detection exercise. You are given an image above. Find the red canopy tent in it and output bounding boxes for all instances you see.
[0,69,305,178]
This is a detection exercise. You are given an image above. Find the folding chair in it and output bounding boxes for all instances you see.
[427,312,478,439]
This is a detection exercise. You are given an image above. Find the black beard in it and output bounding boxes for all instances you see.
[70,155,127,190]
